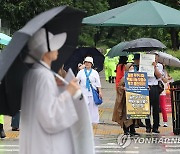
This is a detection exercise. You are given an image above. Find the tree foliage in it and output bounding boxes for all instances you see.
[0,0,179,50]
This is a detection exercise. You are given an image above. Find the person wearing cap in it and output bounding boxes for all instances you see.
[145,52,163,134]
[76,56,102,124]
[20,28,94,154]
[133,53,140,71]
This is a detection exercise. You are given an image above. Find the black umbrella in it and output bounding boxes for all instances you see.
[123,38,166,52]
[0,6,85,115]
[64,47,105,75]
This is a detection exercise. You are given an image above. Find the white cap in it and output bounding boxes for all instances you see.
[84,56,94,65]
[25,28,67,63]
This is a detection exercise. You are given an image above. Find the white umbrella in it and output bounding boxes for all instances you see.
[155,52,180,67]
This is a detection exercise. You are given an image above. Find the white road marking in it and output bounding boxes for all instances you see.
[0,145,19,147]
[0,149,19,152]
[165,145,180,148]
[166,149,180,152]
[95,145,123,149]
[96,150,139,153]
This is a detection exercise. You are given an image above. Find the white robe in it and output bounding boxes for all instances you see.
[76,68,101,123]
[20,62,94,154]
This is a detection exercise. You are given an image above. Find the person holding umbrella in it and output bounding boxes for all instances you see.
[20,28,94,154]
[130,53,146,128]
[0,115,6,138]
[145,52,163,134]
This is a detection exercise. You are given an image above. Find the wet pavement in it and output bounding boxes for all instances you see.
[93,71,180,153]
[1,71,180,153]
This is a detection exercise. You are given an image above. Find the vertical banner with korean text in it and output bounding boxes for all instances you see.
[125,72,150,119]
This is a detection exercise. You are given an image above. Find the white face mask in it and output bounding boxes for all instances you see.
[129,69,134,72]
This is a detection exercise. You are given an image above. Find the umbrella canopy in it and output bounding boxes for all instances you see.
[0,33,12,45]
[83,0,180,27]
[0,6,85,115]
[123,38,166,52]
[107,41,129,58]
[64,47,105,75]
[155,52,180,67]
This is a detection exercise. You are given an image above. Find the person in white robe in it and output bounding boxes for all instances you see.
[20,28,95,154]
[76,56,102,124]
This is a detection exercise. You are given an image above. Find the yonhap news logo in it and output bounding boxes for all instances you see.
[117,135,180,148]
[117,134,131,148]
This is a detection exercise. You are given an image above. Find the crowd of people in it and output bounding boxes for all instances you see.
[0,32,173,153]
[112,53,173,135]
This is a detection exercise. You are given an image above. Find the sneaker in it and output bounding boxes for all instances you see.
[163,123,168,127]
[0,129,6,138]
[152,129,160,134]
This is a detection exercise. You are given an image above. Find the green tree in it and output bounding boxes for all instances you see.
[0,0,72,33]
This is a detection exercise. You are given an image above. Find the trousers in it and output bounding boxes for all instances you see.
[145,86,160,130]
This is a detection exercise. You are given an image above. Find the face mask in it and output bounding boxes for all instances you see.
[129,69,134,72]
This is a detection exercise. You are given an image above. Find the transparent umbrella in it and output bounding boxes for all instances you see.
[155,51,180,67]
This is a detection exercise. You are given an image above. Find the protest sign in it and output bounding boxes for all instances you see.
[139,54,155,77]
[125,72,150,119]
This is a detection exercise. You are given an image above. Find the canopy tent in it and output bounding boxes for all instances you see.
[83,0,180,27]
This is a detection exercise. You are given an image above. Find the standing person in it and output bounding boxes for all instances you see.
[0,115,6,138]
[104,56,109,81]
[115,56,128,89]
[159,65,172,127]
[108,57,117,83]
[145,52,163,134]
[133,53,140,72]
[11,111,20,131]
[76,56,102,124]
[112,63,139,136]
[104,49,111,81]
[20,28,94,154]
[132,53,146,128]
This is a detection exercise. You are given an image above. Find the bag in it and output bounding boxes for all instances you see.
[158,80,164,94]
[90,84,103,105]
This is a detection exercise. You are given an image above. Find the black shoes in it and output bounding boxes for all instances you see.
[0,129,6,138]
[146,128,160,134]
[146,128,151,133]
[124,132,140,137]
[138,122,146,127]
[130,132,140,137]
[12,128,20,131]
[152,129,160,134]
